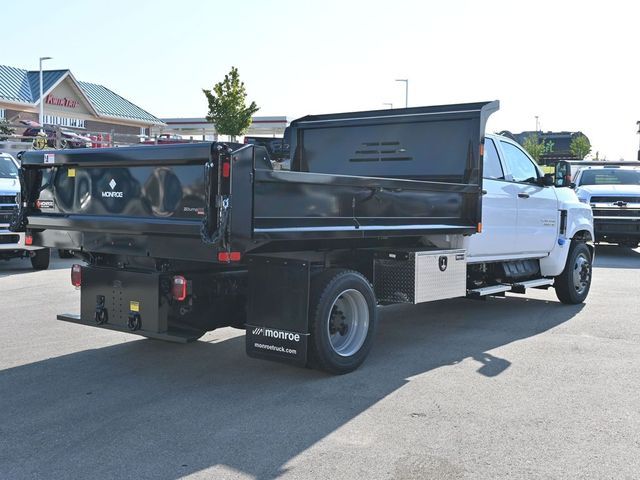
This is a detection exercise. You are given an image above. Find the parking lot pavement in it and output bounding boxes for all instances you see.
[0,246,639,480]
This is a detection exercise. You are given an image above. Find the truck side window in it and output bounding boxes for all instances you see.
[483,138,504,179]
[500,141,539,183]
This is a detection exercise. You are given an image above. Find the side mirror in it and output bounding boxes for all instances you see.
[554,160,572,188]
[541,173,554,186]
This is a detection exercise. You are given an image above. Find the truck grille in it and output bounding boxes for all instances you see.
[592,208,640,218]
[0,195,17,224]
[590,195,640,220]
[590,196,640,203]
[0,234,19,244]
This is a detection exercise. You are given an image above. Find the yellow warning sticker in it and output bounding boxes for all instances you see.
[129,301,140,312]
[68,168,76,177]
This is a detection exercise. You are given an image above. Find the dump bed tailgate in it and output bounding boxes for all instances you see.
[18,143,219,261]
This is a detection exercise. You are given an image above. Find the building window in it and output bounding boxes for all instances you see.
[43,114,85,129]
[0,109,5,120]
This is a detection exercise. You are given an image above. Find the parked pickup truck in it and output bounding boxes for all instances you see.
[142,133,192,145]
[0,153,50,269]
[11,101,594,374]
[572,162,640,248]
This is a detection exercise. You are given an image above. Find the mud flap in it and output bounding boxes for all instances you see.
[245,255,310,366]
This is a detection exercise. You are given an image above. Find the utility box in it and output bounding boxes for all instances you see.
[374,249,467,304]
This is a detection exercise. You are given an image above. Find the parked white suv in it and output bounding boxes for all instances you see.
[0,153,50,269]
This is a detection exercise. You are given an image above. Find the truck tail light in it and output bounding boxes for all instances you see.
[218,251,241,262]
[172,275,187,301]
[25,235,33,245]
[71,264,82,287]
[222,161,231,178]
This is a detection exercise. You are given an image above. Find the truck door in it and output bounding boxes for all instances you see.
[498,140,558,255]
[466,137,519,258]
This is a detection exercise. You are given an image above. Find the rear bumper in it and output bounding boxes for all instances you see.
[71,265,206,342]
[593,218,640,241]
[56,313,199,343]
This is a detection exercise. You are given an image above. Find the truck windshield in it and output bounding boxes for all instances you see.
[0,157,19,179]
[578,169,640,186]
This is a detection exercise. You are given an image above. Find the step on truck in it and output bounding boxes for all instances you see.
[11,101,594,374]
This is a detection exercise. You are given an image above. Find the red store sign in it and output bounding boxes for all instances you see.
[45,94,79,109]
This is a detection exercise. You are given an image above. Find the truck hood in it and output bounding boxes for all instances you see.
[0,177,20,194]
[576,184,640,197]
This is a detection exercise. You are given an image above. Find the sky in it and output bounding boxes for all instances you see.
[2,0,639,159]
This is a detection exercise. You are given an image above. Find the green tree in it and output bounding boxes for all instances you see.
[0,118,15,141]
[203,67,259,139]
[570,134,591,159]
[522,134,554,163]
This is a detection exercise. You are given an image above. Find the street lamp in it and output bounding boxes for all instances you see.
[383,102,393,109]
[395,79,408,108]
[39,56,52,131]
[636,121,640,161]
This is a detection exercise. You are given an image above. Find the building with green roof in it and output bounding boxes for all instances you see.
[0,64,164,141]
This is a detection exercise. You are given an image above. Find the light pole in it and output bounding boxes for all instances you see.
[535,115,540,132]
[636,121,640,161]
[39,56,52,131]
[395,79,408,108]
[383,102,393,109]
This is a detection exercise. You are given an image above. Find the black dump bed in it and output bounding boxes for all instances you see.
[14,101,498,262]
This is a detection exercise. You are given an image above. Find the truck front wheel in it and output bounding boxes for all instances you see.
[308,269,377,374]
[554,242,592,304]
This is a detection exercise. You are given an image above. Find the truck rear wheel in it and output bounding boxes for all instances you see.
[554,242,592,304]
[308,269,377,374]
[30,248,50,271]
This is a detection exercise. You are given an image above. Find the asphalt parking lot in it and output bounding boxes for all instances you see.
[1,246,639,480]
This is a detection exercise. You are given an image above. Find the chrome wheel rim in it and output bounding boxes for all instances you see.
[327,289,369,357]
[572,252,591,295]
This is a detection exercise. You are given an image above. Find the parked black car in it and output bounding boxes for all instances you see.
[22,127,92,149]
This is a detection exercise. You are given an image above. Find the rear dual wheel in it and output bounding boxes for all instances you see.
[308,270,377,374]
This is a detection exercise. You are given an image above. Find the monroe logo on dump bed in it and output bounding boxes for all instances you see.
[102,179,123,198]
[36,199,54,209]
